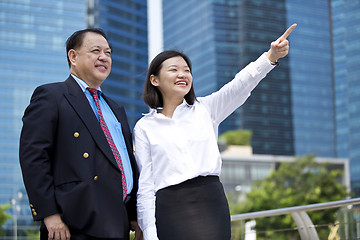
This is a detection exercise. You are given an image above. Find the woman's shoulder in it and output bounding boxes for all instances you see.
[134,110,156,127]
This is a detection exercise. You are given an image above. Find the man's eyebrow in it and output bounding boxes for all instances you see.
[90,45,111,50]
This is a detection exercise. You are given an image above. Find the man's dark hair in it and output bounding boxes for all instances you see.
[143,50,196,108]
[65,28,111,68]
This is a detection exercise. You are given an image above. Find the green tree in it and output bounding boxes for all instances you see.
[218,129,252,146]
[0,204,11,236]
[229,155,349,240]
[25,230,41,240]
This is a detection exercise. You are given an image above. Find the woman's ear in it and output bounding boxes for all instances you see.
[150,74,159,86]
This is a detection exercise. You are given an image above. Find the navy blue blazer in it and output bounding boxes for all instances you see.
[19,75,138,238]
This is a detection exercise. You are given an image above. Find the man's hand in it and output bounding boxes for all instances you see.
[44,213,71,240]
[131,221,143,240]
[266,23,297,63]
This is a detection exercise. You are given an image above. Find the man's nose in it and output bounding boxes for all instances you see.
[99,51,110,60]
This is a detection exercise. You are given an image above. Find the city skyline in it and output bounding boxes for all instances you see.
[0,0,359,237]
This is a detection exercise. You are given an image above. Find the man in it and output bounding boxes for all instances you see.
[19,28,142,240]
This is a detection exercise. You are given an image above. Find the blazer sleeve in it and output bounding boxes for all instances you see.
[19,84,60,220]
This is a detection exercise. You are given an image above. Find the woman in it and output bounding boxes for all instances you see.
[134,24,297,240]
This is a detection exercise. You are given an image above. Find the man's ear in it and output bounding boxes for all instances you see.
[68,49,77,66]
[150,74,159,86]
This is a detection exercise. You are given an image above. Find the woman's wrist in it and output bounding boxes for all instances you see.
[266,50,279,66]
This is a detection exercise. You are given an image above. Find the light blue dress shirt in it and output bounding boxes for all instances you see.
[72,74,133,195]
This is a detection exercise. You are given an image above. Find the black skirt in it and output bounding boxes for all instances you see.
[155,176,231,240]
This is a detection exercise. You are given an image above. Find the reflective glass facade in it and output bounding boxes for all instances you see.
[0,0,147,234]
[331,0,360,196]
[163,0,294,155]
[287,1,336,157]
[235,0,293,156]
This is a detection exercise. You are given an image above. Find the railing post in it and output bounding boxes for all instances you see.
[291,211,319,240]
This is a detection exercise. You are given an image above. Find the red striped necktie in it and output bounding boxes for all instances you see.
[88,88,127,200]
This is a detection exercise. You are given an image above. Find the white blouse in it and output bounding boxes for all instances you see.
[134,53,275,239]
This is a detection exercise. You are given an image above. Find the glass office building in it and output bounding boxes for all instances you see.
[163,0,294,155]
[331,0,360,196]
[286,1,336,157]
[0,0,147,235]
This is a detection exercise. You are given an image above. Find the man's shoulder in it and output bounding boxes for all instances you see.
[34,76,76,94]
[35,78,68,91]
[28,78,76,104]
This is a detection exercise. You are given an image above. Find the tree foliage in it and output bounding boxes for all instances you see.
[218,129,252,146]
[25,230,41,240]
[229,155,349,240]
[0,204,11,236]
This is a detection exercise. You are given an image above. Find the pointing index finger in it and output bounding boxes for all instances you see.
[279,23,297,40]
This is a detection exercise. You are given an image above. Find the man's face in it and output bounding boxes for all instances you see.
[69,32,112,88]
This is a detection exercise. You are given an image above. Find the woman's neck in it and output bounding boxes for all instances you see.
[161,98,184,118]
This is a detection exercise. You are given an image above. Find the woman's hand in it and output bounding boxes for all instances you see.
[266,23,297,63]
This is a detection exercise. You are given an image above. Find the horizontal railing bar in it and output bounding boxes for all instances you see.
[231,197,360,221]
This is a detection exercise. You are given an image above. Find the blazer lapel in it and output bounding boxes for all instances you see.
[63,76,120,170]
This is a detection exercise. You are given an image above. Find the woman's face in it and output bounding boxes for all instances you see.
[150,56,193,102]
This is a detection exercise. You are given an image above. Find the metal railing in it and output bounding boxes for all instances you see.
[231,197,360,240]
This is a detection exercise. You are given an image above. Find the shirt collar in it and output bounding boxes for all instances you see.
[71,74,103,99]
[143,99,193,117]
[71,74,102,93]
